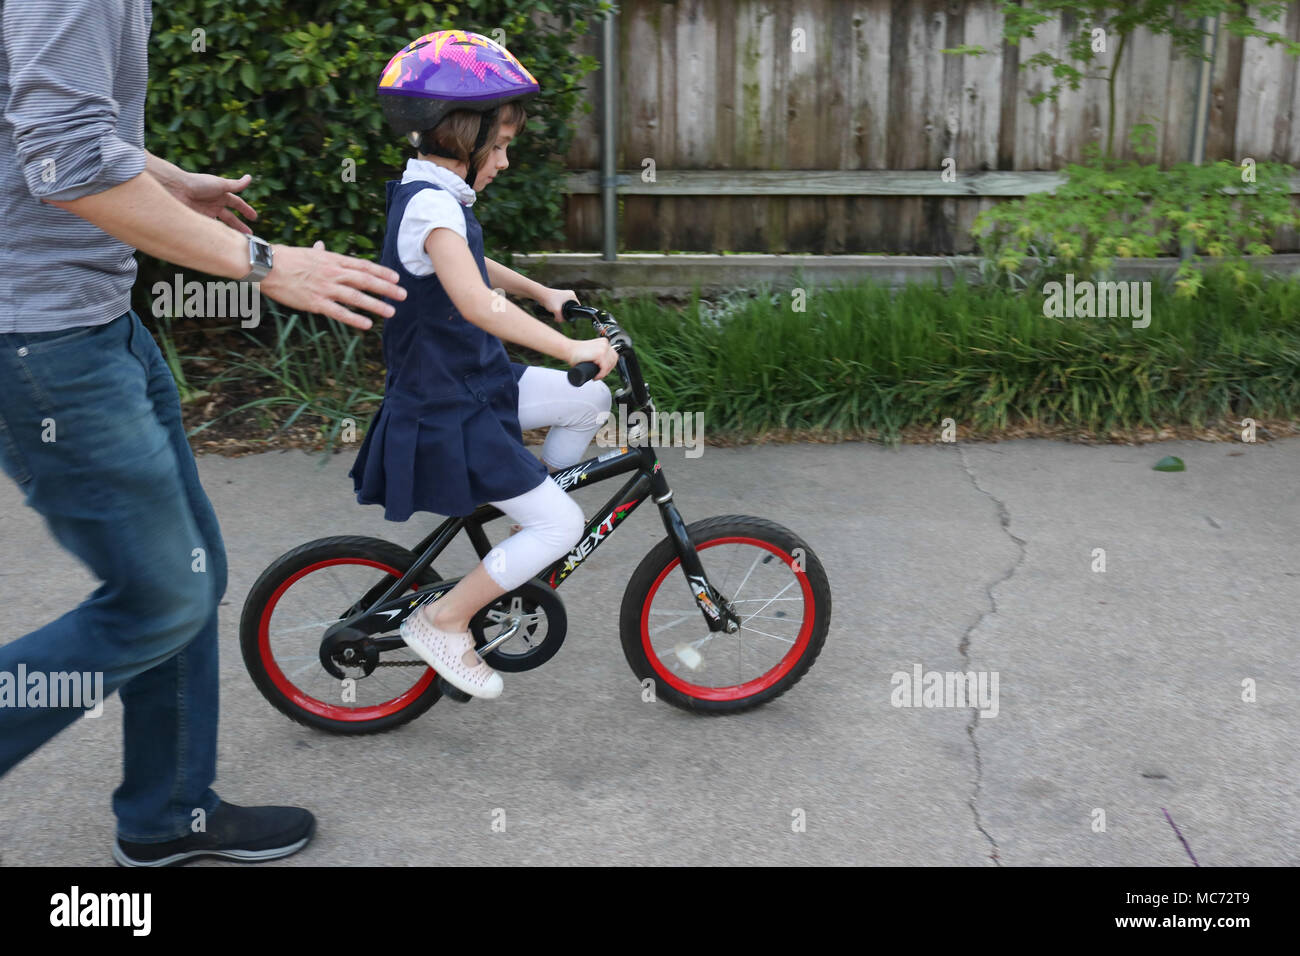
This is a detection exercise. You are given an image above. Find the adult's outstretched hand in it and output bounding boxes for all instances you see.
[261,241,405,331]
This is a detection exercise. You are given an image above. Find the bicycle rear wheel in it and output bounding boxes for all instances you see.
[618,515,831,714]
[239,536,443,735]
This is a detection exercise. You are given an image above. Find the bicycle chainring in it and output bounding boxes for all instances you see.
[469,579,567,673]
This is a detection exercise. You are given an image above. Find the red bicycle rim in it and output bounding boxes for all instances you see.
[640,536,814,701]
[259,558,434,721]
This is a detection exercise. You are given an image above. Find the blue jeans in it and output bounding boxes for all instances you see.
[0,310,224,841]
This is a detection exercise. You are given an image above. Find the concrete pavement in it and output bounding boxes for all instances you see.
[1,437,1296,865]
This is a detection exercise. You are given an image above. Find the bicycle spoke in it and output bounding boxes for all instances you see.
[326,565,351,600]
[738,624,795,645]
[728,551,764,603]
[366,667,407,700]
[631,526,824,701]
[270,620,341,635]
[669,634,713,652]
[273,606,418,700]
[741,580,797,624]
[288,658,322,679]
[649,612,697,635]
[718,545,742,596]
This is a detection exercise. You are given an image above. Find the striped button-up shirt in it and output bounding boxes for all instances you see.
[0,0,152,332]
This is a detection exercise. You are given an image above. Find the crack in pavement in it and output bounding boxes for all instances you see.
[955,444,1028,866]
[1161,808,1201,866]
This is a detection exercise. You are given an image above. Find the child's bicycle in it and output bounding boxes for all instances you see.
[239,301,832,734]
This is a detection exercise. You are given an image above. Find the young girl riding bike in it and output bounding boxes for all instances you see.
[350,30,618,702]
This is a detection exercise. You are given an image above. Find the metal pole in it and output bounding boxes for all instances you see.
[1189,14,1218,166]
[601,10,619,261]
[1181,14,1219,264]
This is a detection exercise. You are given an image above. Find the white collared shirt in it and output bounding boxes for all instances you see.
[396,158,477,277]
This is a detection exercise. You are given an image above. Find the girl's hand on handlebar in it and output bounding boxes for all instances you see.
[538,287,579,323]
[568,337,619,380]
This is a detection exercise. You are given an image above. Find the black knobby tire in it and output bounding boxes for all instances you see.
[618,515,831,715]
[239,536,443,735]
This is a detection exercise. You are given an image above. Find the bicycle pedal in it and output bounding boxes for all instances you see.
[436,676,473,703]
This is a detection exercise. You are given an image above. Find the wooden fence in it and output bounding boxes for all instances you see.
[539,0,1300,255]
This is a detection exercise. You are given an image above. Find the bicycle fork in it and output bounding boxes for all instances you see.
[649,470,742,635]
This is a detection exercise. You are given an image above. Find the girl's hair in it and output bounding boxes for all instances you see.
[419,101,528,168]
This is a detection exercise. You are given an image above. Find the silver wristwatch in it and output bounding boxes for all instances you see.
[241,236,274,282]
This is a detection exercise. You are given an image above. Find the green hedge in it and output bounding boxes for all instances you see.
[158,268,1300,450]
[136,0,608,317]
[606,269,1300,439]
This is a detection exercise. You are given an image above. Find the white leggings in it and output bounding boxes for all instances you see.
[483,366,612,591]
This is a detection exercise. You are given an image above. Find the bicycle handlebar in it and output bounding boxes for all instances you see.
[561,300,601,323]
[562,300,608,386]
[567,361,600,386]
[558,300,651,407]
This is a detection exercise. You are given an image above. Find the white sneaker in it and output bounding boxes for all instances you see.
[400,606,504,700]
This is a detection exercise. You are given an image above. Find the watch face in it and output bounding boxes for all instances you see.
[251,238,273,269]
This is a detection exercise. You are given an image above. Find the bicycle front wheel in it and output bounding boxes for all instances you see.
[618,515,831,714]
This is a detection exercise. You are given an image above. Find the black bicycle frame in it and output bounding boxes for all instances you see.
[322,304,741,646]
[322,440,740,645]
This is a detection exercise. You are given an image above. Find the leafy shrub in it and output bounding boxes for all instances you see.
[973,129,1300,297]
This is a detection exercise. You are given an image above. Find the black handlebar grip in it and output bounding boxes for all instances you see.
[567,361,600,386]
[561,299,582,321]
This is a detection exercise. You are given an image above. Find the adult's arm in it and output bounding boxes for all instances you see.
[3,0,404,328]
[145,150,257,234]
[49,164,403,330]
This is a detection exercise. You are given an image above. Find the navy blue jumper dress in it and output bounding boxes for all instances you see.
[349,179,548,521]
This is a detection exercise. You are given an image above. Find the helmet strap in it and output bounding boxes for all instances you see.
[464,108,499,189]
[411,107,500,188]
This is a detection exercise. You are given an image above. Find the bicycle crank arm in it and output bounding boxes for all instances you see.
[477,616,523,654]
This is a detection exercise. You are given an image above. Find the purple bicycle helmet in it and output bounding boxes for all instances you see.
[378,30,540,188]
